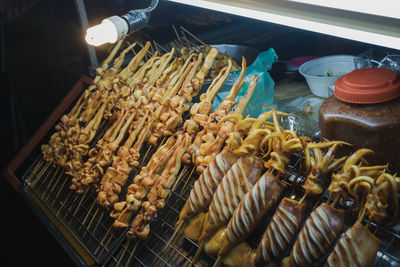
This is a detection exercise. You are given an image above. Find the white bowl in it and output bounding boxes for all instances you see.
[299,55,355,98]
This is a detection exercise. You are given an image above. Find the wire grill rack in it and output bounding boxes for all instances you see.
[16,34,400,265]
[21,138,400,266]
[101,156,400,267]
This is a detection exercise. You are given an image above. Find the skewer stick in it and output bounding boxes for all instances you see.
[86,207,101,230]
[125,240,140,266]
[81,199,97,225]
[213,255,223,267]
[140,145,153,168]
[90,212,105,235]
[171,166,188,193]
[57,190,72,216]
[94,226,113,255]
[116,239,131,267]
[299,193,308,204]
[190,240,205,267]
[162,220,184,252]
[45,167,64,201]
[180,166,196,195]
[172,25,181,42]
[52,172,69,205]
[41,166,60,199]
[73,188,90,216]
[31,161,51,187]
[180,26,207,47]
[331,196,339,207]
[98,232,114,257]
[27,158,45,185]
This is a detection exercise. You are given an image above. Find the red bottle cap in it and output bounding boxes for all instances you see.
[335,68,400,104]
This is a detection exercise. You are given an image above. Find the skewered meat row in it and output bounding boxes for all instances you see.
[281,149,391,267]
[192,72,258,174]
[42,40,148,176]
[110,50,223,229]
[70,102,136,193]
[325,171,399,267]
[127,132,191,239]
[123,58,242,240]
[175,67,256,235]
[111,136,179,228]
[97,112,153,208]
[303,141,349,195]
[182,58,236,139]
[41,39,125,167]
[182,57,247,166]
[179,109,285,245]
[96,50,201,208]
[69,47,196,193]
[193,111,279,261]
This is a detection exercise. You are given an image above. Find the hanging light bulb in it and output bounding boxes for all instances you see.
[85,0,158,47]
[85,16,127,46]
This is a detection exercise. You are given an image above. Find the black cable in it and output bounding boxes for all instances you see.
[145,0,159,13]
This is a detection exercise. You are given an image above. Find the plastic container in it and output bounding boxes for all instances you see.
[319,68,400,172]
[299,55,355,98]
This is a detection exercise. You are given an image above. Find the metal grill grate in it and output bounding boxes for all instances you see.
[103,156,400,267]
[22,142,400,266]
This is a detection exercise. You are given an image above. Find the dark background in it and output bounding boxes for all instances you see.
[0,0,393,266]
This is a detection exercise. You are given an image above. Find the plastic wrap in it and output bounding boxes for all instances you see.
[212,48,278,118]
[354,48,400,74]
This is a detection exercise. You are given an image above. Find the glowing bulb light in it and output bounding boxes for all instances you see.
[85,16,129,47]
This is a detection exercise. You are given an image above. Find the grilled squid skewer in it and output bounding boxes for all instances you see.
[252,197,305,266]
[282,203,345,267]
[325,221,380,267]
[220,172,285,258]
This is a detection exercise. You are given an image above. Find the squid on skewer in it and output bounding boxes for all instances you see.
[182,57,247,166]
[282,149,386,267]
[123,60,236,239]
[127,132,191,239]
[70,101,136,193]
[110,50,223,229]
[97,112,152,209]
[326,172,399,267]
[192,106,291,264]
[214,108,303,266]
[251,140,349,266]
[41,39,126,167]
[193,71,257,174]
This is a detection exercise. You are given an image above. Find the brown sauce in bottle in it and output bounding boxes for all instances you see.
[319,68,400,172]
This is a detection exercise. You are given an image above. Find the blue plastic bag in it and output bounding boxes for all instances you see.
[212,48,278,118]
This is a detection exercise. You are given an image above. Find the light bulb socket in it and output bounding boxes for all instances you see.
[105,15,129,41]
[121,9,150,34]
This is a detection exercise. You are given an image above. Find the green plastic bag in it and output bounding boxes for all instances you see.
[212,48,278,118]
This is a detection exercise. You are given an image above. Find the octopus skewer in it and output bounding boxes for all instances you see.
[182,57,247,167]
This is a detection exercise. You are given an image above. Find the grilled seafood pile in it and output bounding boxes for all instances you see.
[39,37,400,267]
